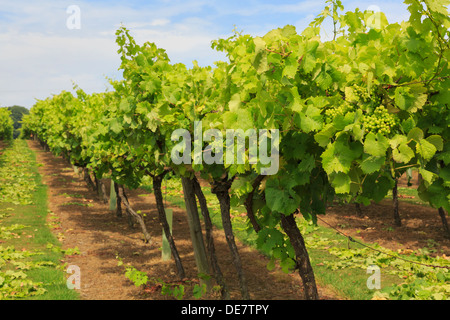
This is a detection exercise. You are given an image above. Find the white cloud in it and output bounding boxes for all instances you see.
[0,0,412,108]
[0,0,221,107]
[0,30,120,107]
[150,18,171,27]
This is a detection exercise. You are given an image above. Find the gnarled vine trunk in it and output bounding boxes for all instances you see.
[244,175,264,233]
[192,176,230,300]
[83,167,96,192]
[212,178,250,300]
[152,172,186,279]
[393,179,401,227]
[114,181,123,218]
[117,184,151,243]
[438,207,450,238]
[280,213,319,300]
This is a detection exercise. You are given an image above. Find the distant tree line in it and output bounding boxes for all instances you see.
[1,105,29,139]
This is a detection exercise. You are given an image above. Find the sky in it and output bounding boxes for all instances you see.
[0,0,412,109]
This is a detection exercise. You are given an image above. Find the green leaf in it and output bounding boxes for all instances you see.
[265,177,299,214]
[280,257,296,274]
[314,125,336,147]
[193,284,206,299]
[439,167,450,187]
[300,105,323,133]
[425,0,450,15]
[109,119,123,134]
[425,135,443,151]
[344,86,358,103]
[361,155,386,174]
[266,258,276,271]
[364,132,389,157]
[252,37,269,74]
[322,138,362,175]
[119,99,130,111]
[401,118,416,134]
[330,172,351,194]
[407,127,424,142]
[362,174,394,202]
[394,84,427,112]
[302,54,317,74]
[144,79,159,94]
[419,168,437,185]
[282,56,298,79]
[228,93,241,112]
[223,109,254,131]
[416,139,437,161]
[389,134,407,149]
[393,143,415,163]
[125,266,148,287]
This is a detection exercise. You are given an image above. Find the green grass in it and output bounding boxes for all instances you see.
[303,222,403,300]
[0,140,79,300]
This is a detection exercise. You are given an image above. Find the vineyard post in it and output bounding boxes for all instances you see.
[181,176,212,292]
[109,180,117,211]
[161,208,173,261]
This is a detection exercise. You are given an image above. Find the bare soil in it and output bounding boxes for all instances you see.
[319,199,450,256]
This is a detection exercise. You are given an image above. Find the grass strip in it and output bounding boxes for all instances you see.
[0,140,79,300]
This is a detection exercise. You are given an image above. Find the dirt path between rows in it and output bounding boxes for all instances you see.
[29,140,338,300]
[320,200,450,256]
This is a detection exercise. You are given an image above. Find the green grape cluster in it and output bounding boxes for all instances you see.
[369,88,382,106]
[351,85,370,103]
[324,102,354,123]
[362,105,398,136]
[351,84,382,107]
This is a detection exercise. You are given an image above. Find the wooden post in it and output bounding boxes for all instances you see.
[162,208,173,261]
[181,176,212,291]
[110,180,116,211]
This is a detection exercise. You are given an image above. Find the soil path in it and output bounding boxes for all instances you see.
[29,140,337,300]
[319,200,450,256]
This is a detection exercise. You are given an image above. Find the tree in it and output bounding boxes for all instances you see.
[0,107,14,141]
[8,105,29,139]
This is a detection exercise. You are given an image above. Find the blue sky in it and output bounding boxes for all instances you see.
[0,0,411,108]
